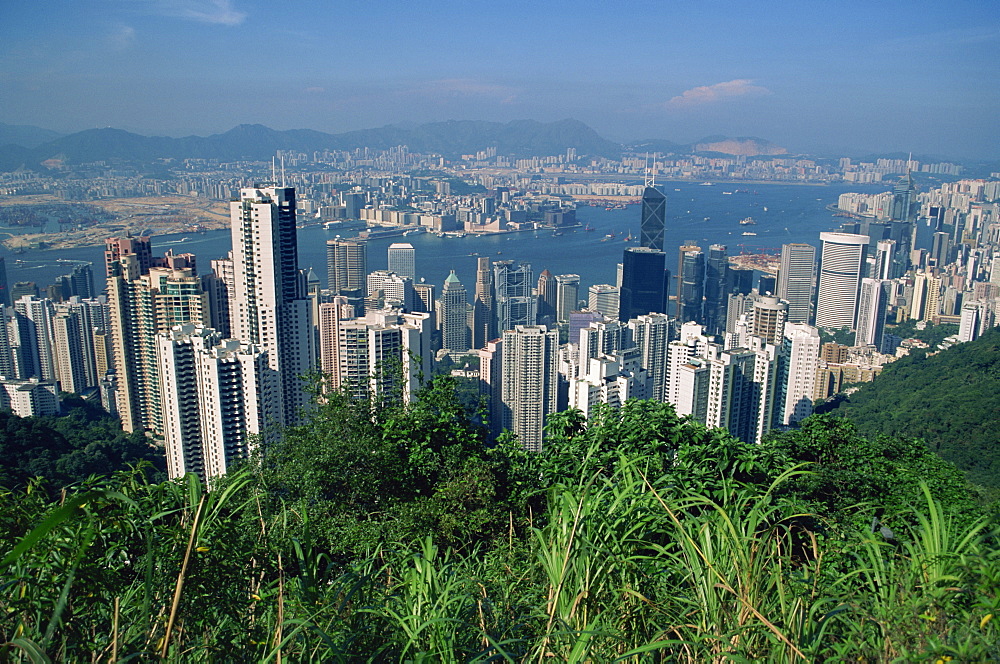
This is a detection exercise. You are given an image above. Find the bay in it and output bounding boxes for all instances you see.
[2,182,886,297]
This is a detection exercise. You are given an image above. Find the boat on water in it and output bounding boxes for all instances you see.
[722,191,733,195]
[699,182,714,186]
[739,217,757,226]
[583,224,595,231]
[742,231,757,236]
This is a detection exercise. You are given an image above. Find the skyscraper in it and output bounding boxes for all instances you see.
[329,310,433,403]
[14,296,56,381]
[366,270,414,312]
[815,232,869,330]
[206,253,235,338]
[704,244,729,335]
[619,247,668,322]
[675,241,701,320]
[855,278,889,350]
[326,238,367,293]
[536,269,557,325]
[554,274,580,324]
[157,325,273,482]
[438,270,470,352]
[873,240,896,281]
[888,171,916,277]
[231,186,316,427]
[387,242,416,280]
[105,235,153,277]
[750,294,788,345]
[779,323,820,426]
[493,261,536,333]
[627,312,672,402]
[587,284,619,319]
[500,325,558,452]
[777,243,816,324]
[0,257,9,307]
[640,184,666,251]
[472,256,494,348]
[679,249,705,324]
[107,254,210,434]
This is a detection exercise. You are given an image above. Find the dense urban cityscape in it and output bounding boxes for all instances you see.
[0,138,997,479]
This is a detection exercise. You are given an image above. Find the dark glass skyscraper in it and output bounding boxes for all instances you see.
[619,247,668,322]
[679,250,706,324]
[639,186,666,251]
[704,244,729,335]
[889,171,916,277]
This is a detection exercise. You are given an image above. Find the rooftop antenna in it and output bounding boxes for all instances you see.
[643,152,658,188]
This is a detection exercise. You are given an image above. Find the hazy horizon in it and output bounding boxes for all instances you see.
[3,0,998,160]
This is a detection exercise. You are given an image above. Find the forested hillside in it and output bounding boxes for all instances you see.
[1,379,997,662]
[823,327,1000,488]
[0,396,166,493]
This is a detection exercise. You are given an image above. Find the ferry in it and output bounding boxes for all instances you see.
[699,182,714,186]
[742,231,757,236]
[739,217,757,225]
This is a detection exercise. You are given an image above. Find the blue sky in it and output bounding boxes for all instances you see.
[2,0,997,158]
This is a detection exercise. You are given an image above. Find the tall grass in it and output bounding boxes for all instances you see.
[1,462,997,662]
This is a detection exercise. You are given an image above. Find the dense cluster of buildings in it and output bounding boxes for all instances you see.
[2,157,999,484]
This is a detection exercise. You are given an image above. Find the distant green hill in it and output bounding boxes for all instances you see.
[822,328,1000,488]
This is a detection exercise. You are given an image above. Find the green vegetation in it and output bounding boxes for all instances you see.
[0,396,167,495]
[886,319,960,349]
[2,380,997,661]
[823,327,1000,489]
[819,325,855,346]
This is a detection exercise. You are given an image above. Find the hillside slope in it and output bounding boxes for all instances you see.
[823,328,1000,487]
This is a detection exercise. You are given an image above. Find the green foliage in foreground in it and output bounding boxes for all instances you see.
[1,381,998,662]
[823,327,1000,489]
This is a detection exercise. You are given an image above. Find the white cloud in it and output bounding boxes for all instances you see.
[666,79,770,109]
[148,0,246,26]
[108,24,137,50]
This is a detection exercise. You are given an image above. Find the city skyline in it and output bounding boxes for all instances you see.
[2,1,997,159]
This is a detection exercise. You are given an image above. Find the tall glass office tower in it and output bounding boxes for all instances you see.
[815,232,869,330]
[776,243,816,324]
[619,247,669,323]
[640,185,666,251]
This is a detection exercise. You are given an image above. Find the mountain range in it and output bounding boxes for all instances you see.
[0,120,798,172]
